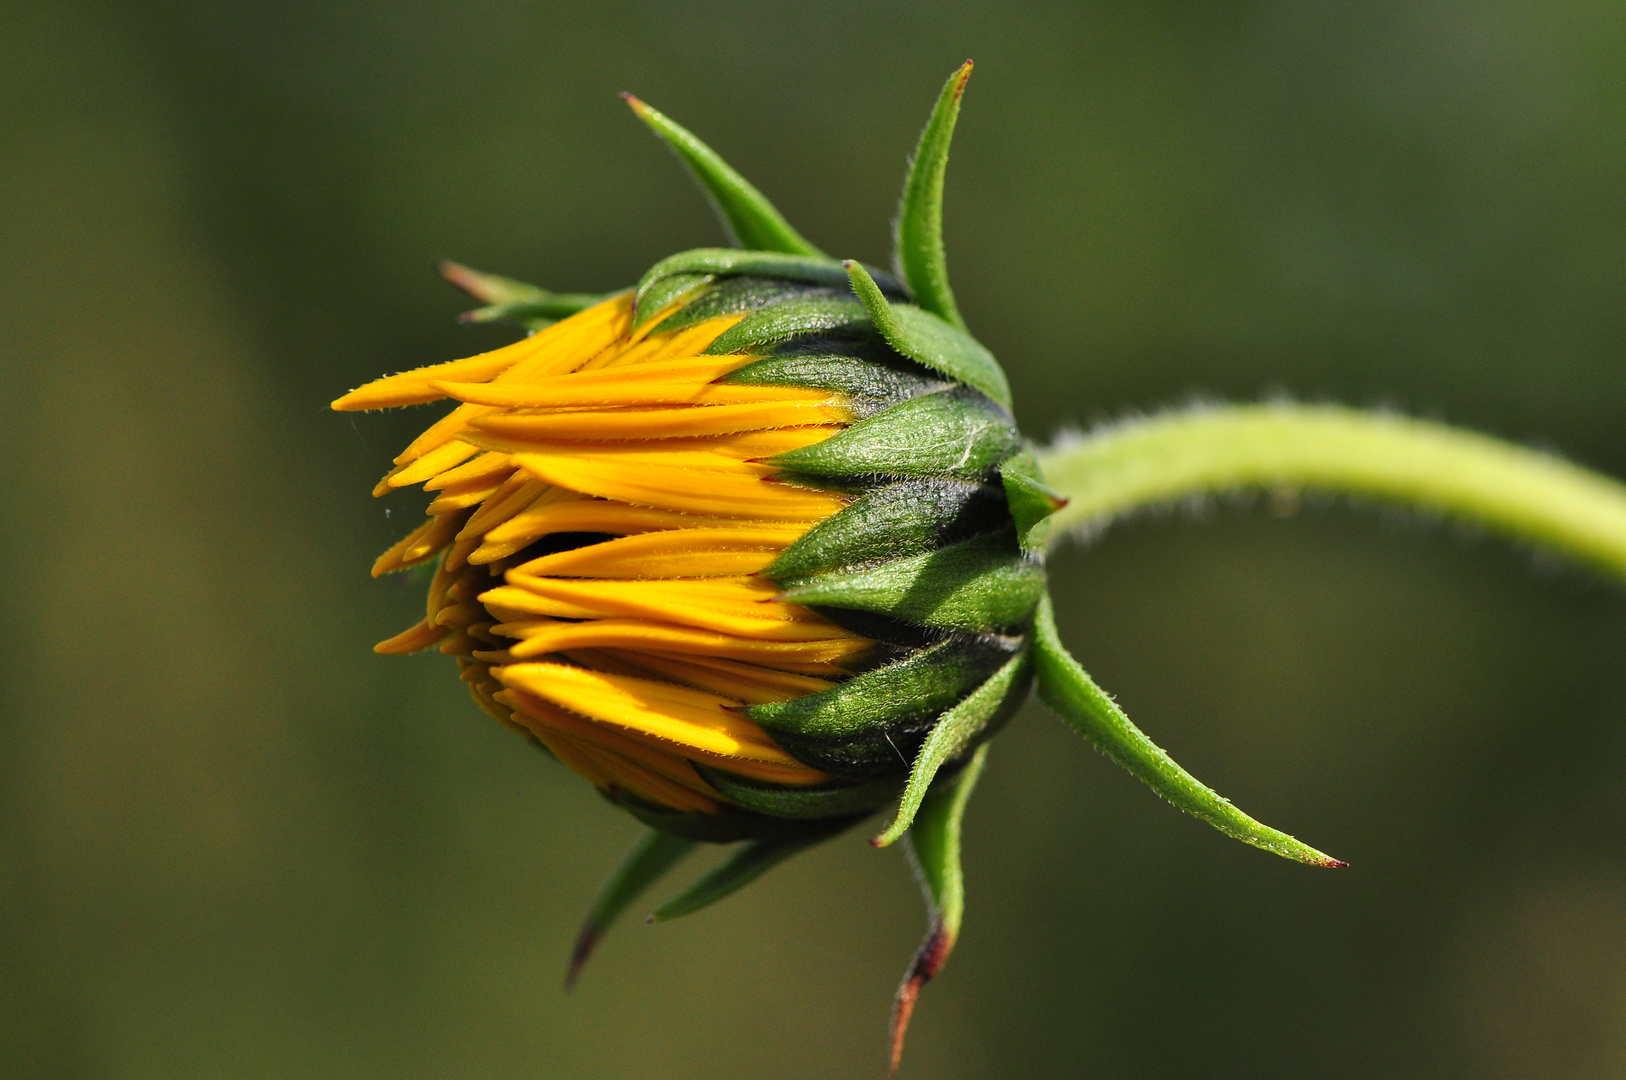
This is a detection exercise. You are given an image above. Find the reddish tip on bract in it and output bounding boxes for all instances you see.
[438,261,487,300]
[564,927,599,991]
[889,915,955,1076]
[620,92,652,118]
[950,60,974,101]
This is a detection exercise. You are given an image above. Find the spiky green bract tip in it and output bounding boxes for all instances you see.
[566,830,695,989]
[890,743,988,1077]
[842,260,1012,407]
[649,817,856,922]
[438,261,604,330]
[621,93,825,258]
[1031,593,1346,868]
[893,61,973,332]
[871,649,1030,847]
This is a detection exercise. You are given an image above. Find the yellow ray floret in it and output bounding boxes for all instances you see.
[342,291,876,813]
[494,663,826,784]
[332,292,635,412]
[511,526,806,579]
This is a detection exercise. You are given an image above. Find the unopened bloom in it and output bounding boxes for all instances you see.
[335,260,1039,838]
[336,63,1346,1071]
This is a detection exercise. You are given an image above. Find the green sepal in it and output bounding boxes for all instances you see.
[844,261,1011,408]
[723,344,947,419]
[636,248,907,306]
[565,829,695,988]
[1031,593,1346,868]
[632,272,712,330]
[650,817,858,921]
[765,478,1009,580]
[439,260,550,305]
[462,295,607,331]
[873,647,1030,847]
[607,791,865,844]
[439,261,605,330]
[763,387,1021,481]
[622,94,824,257]
[748,635,1023,776]
[894,61,973,332]
[650,276,829,337]
[694,767,902,820]
[889,740,988,1077]
[702,296,870,355]
[779,532,1046,633]
[999,449,1067,553]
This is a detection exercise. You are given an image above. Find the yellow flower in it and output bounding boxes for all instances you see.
[335,291,881,817]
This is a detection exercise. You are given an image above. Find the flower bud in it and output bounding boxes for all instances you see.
[334,249,1050,843]
[335,62,1069,1069]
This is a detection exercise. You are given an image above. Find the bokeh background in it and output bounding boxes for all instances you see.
[5,2,1626,1077]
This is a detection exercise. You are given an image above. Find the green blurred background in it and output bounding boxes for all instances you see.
[5,2,1626,1077]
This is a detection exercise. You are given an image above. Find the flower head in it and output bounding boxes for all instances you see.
[336,250,1043,826]
[334,62,1347,1072]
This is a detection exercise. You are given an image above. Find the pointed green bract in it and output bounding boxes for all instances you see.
[439,261,605,331]
[701,296,870,354]
[650,819,854,921]
[461,294,607,331]
[439,260,549,306]
[873,649,1030,847]
[1000,449,1067,552]
[765,478,1007,580]
[566,829,695,988]
[894,61,973,332]
[889,742,988,1076]
[749,636,1022,778]
[632,272,712,330]
[636,248,907,303]
[1031,593,1345,868]
[724,348,946,419]
[778,533,1045,632]
[623,94,824,257]
[845,262,1011,407]
[750,637,1018,737]
[765,387,1021,480]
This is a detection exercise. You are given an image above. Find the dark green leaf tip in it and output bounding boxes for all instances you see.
[566,830,695,989]
[648,819,854,922]
[621,93,824,257]
[893,62,973,332]
[872,649,1029,847]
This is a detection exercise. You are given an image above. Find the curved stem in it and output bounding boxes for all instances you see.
[1037,404,1626,581]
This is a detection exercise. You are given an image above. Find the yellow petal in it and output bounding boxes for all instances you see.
[509,452,847,519]
[495,618,871,666]
[371,512,464,576]
[469,399,850,441]
[596,649,836,705]
[333,292,634,411]
[492,575,834,639]
[509,526,806,579]
[495,663,800,767]
[374,618,451,654]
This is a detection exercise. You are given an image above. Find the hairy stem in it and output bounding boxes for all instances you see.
[1037,404,1626,582]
